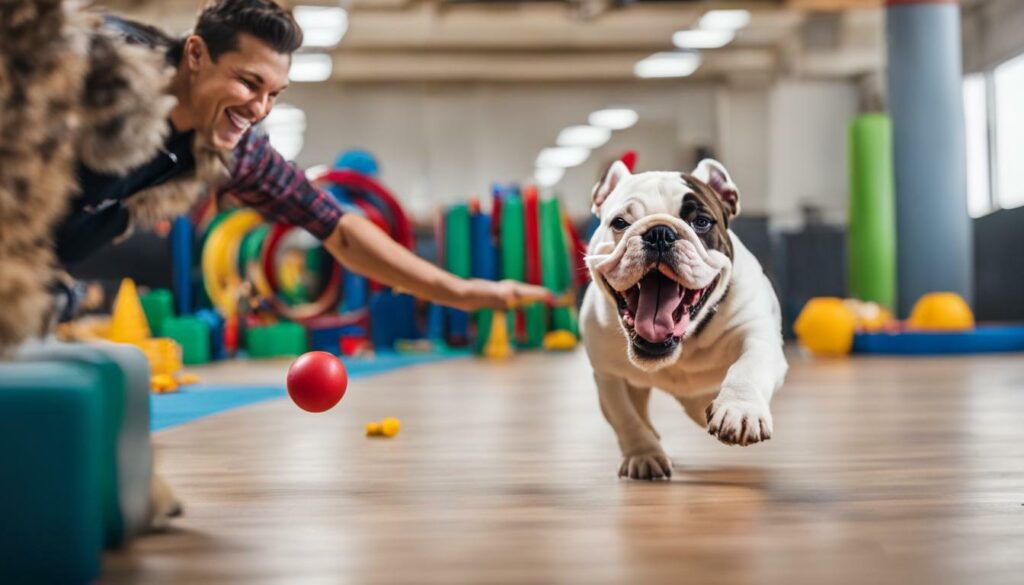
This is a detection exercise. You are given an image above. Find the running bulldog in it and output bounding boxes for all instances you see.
[580,159,788,480]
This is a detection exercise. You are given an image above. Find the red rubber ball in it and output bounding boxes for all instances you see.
[286,351,348,413]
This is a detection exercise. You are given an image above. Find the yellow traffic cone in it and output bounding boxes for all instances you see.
[107,278,151,344]
[482,310,512,359]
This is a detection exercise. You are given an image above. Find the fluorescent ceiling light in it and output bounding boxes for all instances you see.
[294,6,349,47]
[699,9,751,31]
[634,52,702,79]
[535,167,566,187]
[672,29,735,50]
[588,108,638,131]
[264,104,306,160]
[536,147,590,169]
[557,125,612,149]
[289,53,333,82]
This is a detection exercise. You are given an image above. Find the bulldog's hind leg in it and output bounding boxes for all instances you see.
[595,372,671,480]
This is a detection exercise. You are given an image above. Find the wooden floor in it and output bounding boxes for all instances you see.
[103,349,1024,585]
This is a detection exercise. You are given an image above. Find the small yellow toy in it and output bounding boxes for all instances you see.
[380,417,401,438]
[177,373,201,386]
[908,292,974,331]
[366,417,401,438]
[794,297,857,356]
[150,374,177,394]
[542,330,577,351]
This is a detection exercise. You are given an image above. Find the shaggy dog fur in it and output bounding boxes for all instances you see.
[0,0,230,531]
[0,0,226,355]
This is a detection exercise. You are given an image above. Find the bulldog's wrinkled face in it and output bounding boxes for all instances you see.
[586,159,740,370]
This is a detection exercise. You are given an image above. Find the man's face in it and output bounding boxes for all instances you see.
[185,33,291,150]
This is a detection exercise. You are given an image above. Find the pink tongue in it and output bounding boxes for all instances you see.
[634,272,685,343]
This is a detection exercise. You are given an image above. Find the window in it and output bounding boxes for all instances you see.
[963,74,992,218]
[994,53,1024,210]
[962,50,1024,217]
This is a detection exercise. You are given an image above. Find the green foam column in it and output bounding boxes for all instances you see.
[444,204,472,278]
[474,309,493,354]
[848,114,897,311]
[500,195,526,345]
[445,204,473,346]
[500,196,525,281]
[540,199,577,335]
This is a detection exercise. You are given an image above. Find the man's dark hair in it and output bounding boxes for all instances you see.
[194,0,303,61]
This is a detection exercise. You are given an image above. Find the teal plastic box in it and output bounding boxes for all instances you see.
[0,362,104,584]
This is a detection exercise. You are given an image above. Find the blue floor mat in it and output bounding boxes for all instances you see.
[853,324,1024,355]
[151,351,466,431]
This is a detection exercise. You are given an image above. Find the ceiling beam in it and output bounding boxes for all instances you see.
[328,48,778,82]
[786,0,882,9]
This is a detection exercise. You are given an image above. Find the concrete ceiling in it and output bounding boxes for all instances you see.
[96,0,887,83]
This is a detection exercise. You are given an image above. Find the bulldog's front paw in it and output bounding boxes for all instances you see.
[618,449,673,480]
[705,396,773,446]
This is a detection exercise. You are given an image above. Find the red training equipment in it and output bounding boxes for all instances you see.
[286,351,349,413]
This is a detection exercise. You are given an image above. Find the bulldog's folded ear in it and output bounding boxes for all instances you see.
[693,158,740,217]
[592,160,631,215]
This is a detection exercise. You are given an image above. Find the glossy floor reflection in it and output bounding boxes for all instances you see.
[103,350,1024,585]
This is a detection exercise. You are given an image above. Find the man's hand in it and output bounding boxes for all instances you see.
[444,279,555,312]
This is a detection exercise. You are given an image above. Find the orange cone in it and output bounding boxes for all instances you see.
[482,311,512,359]
[107,278,151,344]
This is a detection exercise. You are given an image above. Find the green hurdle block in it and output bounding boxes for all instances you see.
[163,316,211,365]
[246,321,308,358]
[140,289,175,336]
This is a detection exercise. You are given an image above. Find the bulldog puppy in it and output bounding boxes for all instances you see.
[580,159,788,480]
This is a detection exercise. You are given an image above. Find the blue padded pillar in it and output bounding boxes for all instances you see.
[886,0,973,314]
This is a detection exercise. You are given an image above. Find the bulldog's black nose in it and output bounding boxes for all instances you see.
[643,225,678,253]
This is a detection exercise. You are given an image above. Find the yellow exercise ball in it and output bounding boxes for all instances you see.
[908,292,974,331]
[794,297,857,356]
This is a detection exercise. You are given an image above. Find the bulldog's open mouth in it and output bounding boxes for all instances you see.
[605,267,715,358]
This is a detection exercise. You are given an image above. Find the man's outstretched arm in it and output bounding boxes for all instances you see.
[227,131,552,311]
[324,213,551,312]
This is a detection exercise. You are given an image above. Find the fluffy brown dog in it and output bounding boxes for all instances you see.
[1,0,180,528]
[0,0,174,354]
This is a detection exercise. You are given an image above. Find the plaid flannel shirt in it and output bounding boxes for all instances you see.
[222,130,343,240]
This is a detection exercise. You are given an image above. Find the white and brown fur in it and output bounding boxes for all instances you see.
[0,0,220,527]
[580,159,788,480]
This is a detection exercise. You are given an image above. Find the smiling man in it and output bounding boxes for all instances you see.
[56,0,547,312]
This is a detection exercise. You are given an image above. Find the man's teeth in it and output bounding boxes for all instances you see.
[228,110,251,130]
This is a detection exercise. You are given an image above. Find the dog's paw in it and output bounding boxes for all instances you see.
[705,396,773,446]
[148,473,183,532]
[618,450,673,480]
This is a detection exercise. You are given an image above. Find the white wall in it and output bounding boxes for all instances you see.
[284,78,858,225]
[768,80,860,229]
[285,81,717,221]
[716,86,771,215]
